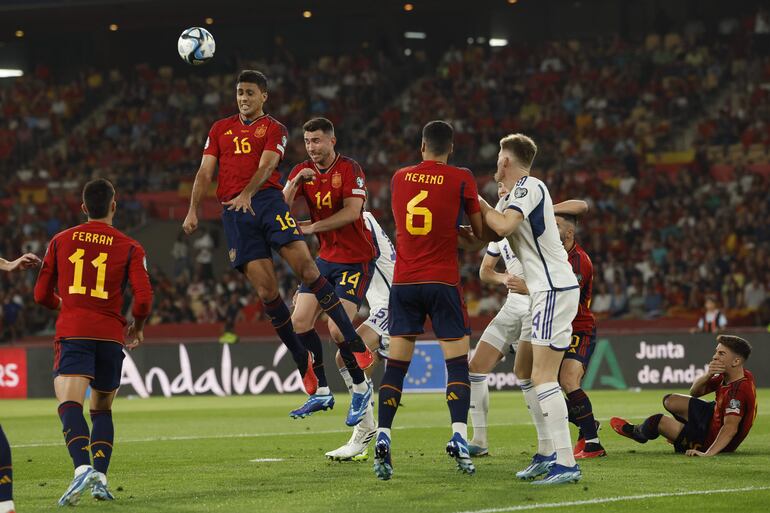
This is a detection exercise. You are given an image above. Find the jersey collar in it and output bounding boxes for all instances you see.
[238,113,267,126]
[314,153,341,174]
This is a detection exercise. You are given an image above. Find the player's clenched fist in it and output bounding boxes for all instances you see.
[183,211,199,234]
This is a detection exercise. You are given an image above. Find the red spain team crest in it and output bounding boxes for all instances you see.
[331,173,342,188]
[254,125,267,138]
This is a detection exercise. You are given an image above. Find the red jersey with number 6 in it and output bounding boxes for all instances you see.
[568,242,596,334]
[203,114,288,202]
[288,154,376,264]
[34,221,153,344]
[391,161,480,285]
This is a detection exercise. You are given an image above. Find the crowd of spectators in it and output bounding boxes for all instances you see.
[2,28,770,340]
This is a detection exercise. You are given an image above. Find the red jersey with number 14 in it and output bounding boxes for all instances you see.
[204,113,288,202]
[703,369,757,452]
[34,221,153,344]
[391,161,480,284]
[568,242,595,334]
[288,154,376,264]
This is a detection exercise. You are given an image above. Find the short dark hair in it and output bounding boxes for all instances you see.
[237,70,268,92]
[717,335,752,360]
[303,117,335,135]
[556,213,578,226]
[500,133,538,169]
[422,120,454,155]
[82,178,115,219]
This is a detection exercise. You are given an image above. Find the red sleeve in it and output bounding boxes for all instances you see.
[265,122,288,160]
[287,164,306,198]
[343,161,367,200]
[704,374,722,394]
[724,384,751,418]
[203,122,220,158]
[128,244,153,321]
[33,238,61,310]
[463,173,481,215]
[582,252,594,308]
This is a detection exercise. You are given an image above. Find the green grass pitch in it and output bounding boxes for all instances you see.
[2,390,769,512]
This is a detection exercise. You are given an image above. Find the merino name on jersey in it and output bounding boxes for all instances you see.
[391,160,480,284]
[498,175,578,292]
[203,113,289,202]
[288,154,376,264]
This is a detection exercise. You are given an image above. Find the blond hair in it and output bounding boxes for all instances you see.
[500,133,537,169]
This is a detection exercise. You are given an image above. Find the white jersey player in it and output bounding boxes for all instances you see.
[326,211,394,461]
[482,133,581,485]
[468,182,586,457]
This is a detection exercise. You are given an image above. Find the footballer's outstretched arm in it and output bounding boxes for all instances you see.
[0,253,41,272]
[479,253,507,286]
[687,414,740,457]
[554,199,589,216]
[485,208,524,238]
[302,197,364,235]
[223,150,281,215]
[183,154,217,234]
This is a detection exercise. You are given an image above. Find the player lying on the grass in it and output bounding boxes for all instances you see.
[184,70,372,402]
[283,117,377,425]
[325,211,395,461]
[0,252,42,513]
[482,133,582,485]
[374,120,499,481]
[34,179,153,506]
[461,183,588,457]
[611,335,756,456]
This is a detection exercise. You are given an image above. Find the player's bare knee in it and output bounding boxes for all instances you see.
[559,368,581,393]
[335,350,344,369]
[328,322,343,343]
[662,393,673,411]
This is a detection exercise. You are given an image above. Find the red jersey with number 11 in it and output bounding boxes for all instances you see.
[391,161,480,284]
[34,221,153,344]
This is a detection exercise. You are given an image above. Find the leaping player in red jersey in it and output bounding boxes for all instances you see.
[611,335,757,456]
[34,179,153,506]
[183,70,372,401]
[0,252,41,513]
[283,117,377,425]
[373,120,498,480]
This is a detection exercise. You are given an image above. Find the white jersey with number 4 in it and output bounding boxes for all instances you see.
[496,175,578,293]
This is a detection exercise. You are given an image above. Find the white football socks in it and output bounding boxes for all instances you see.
[535,382,576,467]
[469,372,489,446]
[520,379,554,456]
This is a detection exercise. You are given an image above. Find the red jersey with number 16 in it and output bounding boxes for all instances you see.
[391,161,480,284]
[288,154,376,264]
[34,221,153,344]
[203,113,288,202]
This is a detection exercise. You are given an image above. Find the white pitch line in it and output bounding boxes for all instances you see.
[250,458,284,462]
[453,485,770,513]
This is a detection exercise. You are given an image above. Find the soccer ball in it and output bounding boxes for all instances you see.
[177,27,215,65]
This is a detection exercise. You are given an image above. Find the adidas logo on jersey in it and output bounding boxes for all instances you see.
[224,129,233,135]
